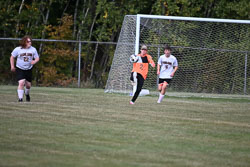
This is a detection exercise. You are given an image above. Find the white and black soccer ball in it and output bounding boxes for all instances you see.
[130,54,139,63]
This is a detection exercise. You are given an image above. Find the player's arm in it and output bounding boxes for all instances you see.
[170,66,178,77]
[170,58,178,77]
[157,57,161,74]
[31,57,39,65]
[157,64,161,75]
[148,56,155,67]
[10,55,16,72]
[31,49,40,65]
[151,61,155,68]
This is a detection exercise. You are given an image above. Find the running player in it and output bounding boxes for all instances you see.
[157,45,178,103]
[10,36,39,102]
[130,45,155,104]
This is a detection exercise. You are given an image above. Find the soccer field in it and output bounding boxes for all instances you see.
[0,86,250,167]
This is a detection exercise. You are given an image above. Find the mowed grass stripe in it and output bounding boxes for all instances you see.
[0,86,250,167]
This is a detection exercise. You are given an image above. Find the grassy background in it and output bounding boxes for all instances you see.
[0,85,250,167]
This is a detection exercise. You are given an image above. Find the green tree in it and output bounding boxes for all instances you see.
[39,15,78,86]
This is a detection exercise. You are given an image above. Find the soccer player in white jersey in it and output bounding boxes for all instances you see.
[10,36,39,102]
[157,45,178,103]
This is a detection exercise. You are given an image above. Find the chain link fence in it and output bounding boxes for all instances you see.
[0,38,117,88]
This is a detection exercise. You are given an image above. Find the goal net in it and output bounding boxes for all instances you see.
[105,14,250,95]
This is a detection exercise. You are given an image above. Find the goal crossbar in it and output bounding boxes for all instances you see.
[136,14,250,24]
[135,14,250,54]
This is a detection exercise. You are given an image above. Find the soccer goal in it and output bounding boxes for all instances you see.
[105,14,250,95]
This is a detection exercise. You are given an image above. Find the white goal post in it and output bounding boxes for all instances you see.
[105,14,250,95]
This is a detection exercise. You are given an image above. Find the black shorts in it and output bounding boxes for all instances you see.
[159,78,172,85]
[16,67,32,82]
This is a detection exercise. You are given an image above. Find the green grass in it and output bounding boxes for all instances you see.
[0,85,250,167]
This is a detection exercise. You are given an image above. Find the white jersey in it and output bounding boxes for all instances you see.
[11,46,39,70]
[158,54,178,79]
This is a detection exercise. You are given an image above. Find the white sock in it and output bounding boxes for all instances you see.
[17,89,24,99]
[158,93,165,103]
[132,85,137,96]
[25,88,30,95]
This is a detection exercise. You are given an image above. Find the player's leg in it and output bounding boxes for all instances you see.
[160,82,168,95]
[158,83,163,92]
[25,80,31,101]
[24,69,32,102]
[17,79,25,102]
[157,79,164,103]
[157,80,168,103]
[130,72,138,95]
[16,68,25,102]
[158,79,172,103]
[130,73,144,104]
[157,79,171,103]
[130,72,137,84]
[158,78,164,94]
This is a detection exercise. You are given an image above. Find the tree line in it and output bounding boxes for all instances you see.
[0,0,249,87]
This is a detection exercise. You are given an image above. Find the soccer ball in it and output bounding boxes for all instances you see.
[130,54,139,63]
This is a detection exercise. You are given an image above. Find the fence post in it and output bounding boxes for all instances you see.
[244,52,248,95]
[78,42,81,88]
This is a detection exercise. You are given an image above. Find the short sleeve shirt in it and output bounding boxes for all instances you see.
[11,46,39,70]
[158,54,178,79]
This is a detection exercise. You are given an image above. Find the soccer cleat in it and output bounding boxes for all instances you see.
[26,94,30,102]
[157,100,161,104]
[18,98,23,102]
[129,101,135,105]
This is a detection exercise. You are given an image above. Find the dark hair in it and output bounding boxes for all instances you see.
[164,45,171,51]
[20,36,32,48]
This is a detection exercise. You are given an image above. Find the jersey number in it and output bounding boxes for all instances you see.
[24,57,29,62]
[140,64,143,70]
